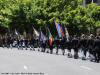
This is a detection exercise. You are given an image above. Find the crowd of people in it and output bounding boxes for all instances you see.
[0,31,100,63]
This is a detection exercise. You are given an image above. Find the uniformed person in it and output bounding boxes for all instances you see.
[72,35,79,59]
[7,33,11,48]
[25,38,28,50]
[66,37,72,58]
[41,38,46,52]
[55,37,59,55]
[87,34,95,61]
[29,33,35,50]
[17,32,21,50]
[60,37,66,55]
[79,34,88,60]
[2,35,5,48]
[93,36,100,63]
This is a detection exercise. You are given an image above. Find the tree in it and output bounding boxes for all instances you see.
[0,0,99,36]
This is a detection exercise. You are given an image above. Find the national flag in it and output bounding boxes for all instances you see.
[40,31,46,41]
[33,27,39,37]
[38,31,46,44]
[55,21,64,37]
[14,29,18,35]
[64,25,69,40]
[48,29,53,46]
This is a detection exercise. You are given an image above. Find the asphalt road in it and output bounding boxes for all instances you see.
[0,47,100,75]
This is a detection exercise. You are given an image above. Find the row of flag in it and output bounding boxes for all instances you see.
[12,21,69,46]
[33,21,69,46]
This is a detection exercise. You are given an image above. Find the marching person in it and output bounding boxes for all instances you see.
[66,37,72,58]
[93,36,100,63]
[7,32,11,48]
[87,34,95,61]
[72,35,79,59]
[55,37,59,55]
[79,34,88,60]
[61,37,66,55]
[29,33,35,50]
[17,32,21,50]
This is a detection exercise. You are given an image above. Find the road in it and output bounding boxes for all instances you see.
[0,47,100,75]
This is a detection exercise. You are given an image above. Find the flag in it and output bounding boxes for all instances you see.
[64,25,69,40]
[38,31,46,44]
[33,27,39,37]
[55,21,64,37]
[40,31,46,41]
[14,29,18,35]
[48,29,53,46]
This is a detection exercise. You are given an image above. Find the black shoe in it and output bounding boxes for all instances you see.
[74,55,78,59]
[82,57,86,60]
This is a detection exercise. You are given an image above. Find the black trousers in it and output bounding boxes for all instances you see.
[73,48,79,59]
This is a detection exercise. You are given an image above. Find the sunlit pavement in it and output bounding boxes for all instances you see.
[0,47,100,75]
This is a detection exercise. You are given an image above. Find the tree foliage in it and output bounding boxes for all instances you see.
[0,0,100,35]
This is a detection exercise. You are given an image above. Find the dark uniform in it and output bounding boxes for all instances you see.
[55,37,59,54]
[20,38,25,50]
[66,38,72,58]
[17,38,20,49]
[25,39,28,50]
[87,36,94,61]
[41,40,46,52]
[2,36,5,48]
[79,36,87,60]
[29,36,34,50]
[72,37,79,59]
[60,37,66,55]
[93,37,100,63]
[7,33,11,48]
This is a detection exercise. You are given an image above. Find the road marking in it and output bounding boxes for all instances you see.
[24,65,28,70]
[80,66,93,71]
